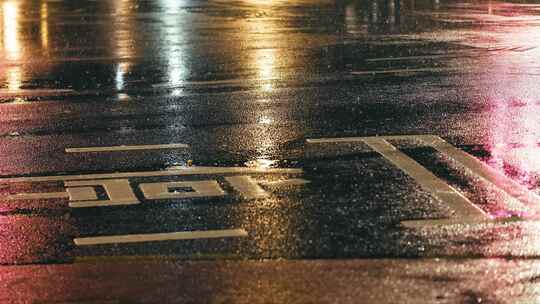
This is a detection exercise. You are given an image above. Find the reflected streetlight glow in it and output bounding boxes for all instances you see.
[158,0,187,91]
[482,25,540,192]
[40,2,49,50]
[3,1,22,91]
[3,1,19,61]
[247,17,277,92]
[112,0,136,99]
[258,115,273,125]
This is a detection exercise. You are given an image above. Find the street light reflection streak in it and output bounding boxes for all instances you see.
[3,1,19,60]
[2,1,22,91]
[40,2,49,50]
[113,0,135,96]
[158,0,187,92]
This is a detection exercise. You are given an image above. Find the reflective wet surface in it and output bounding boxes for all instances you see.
[4,0,540,302]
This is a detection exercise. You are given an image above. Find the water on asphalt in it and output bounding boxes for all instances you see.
[3,0,540,302]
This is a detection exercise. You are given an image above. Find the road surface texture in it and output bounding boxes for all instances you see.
[2,0,540,303]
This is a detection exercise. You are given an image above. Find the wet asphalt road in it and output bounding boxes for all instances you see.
[4,0,540,302]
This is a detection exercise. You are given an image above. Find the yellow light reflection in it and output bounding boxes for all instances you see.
[40,2,49,50]
[3,1,20,61]
[6,66,21,91]
[3,1,22,91]
[248,19,276,92]
[245,158,277,169]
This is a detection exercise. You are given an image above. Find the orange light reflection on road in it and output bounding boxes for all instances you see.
[2,1,21,91]
[244,7,278,92]
[3,1,19,61]
[40,2,49,50]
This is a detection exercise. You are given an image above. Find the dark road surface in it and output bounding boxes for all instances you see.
[3,0,540,302]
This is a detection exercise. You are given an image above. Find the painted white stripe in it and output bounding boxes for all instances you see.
[65,143,189,153]
[0,89,74,96]
[401,216,524,228]
[260,178,310,187]
[307,135,428,144]
[5,192,69,200]
[66,179,140,208]
[350,67,466,75]
[307,137,366,144]
[361,137,490,224]
[74,229,248,246]
[364,50,502,62]
[417,135,537,213]
[0,167,303,184]
[366,54,463,62]
[151,77,278,89]
[66,187,98,201]
[225,176,269,199]
[308,135,539,223]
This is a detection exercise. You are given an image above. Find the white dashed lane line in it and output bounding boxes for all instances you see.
[74,229,249,246]
[65,143,190,153]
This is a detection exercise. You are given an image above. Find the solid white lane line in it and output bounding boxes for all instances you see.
[5,192,69,200]
[74,229,248,246]
[350,67,465,75]
[366,54,461,62]
[307,137,366,144]
[0,167,304,184]
[308,135,432,144]
[0,89,74,96]
[65,143,189,153]
[307,135,426,149]
[365,51,495,62]
[362,137,490,224]
[151,77,278,88]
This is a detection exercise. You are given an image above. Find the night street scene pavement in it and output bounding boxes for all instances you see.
[6,0,540,303]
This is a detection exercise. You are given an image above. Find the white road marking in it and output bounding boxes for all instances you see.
[65,179,140,208]
[225,176,270,199]
[0,167,303,184]
[307,135,540,226]
[140,180,226,200]
[5,191,69,200]
[74,229,248,246]
[259,178,310,187]
[364,50,503,62]
[417,135,537,214]
[361,137,490,226]
[66,187,98,201]
[350,67,466,75]
[366,54,464,62]
[0,89,74,96]
[307,135,432,144]
[151,77,278,89]
[65,143,189,153]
